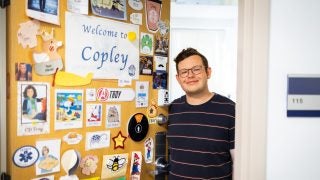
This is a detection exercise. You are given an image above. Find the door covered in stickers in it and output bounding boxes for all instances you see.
[7,0,170,179]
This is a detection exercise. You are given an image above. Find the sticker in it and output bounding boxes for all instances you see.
[35,139,61,176]
[80,155,98,175]
[130,151,142,179]
[144,137,154,163]
[136,81,149,108]
[54,89,83,130]
[139,56,153,75]
[54,71,93,87]
[112,131,127,149]
[17,82,50,136]
[97,88,135,102]
[15,63,32,81]
[154,56,167,71]
[86,104,102,127]
[61,149,80,179]
[129,0,143,10]
[158,89,170,106]
[17,20,40,48]
[106,104,121,128]
[91,0,127,20]
[130,13,143,25]
[147,100,158,118]
[154,35,169,57]
[140,33,154,55]
[153,70,167,89]
[33,29,63,75]
[101,153,128,179]
[86,88,97,102]
[85,131,110,150]
[128,113,149,142]
[63,132,83,145]
[145,0,162,32]
[118,77,132,87]
[13,145,39,168]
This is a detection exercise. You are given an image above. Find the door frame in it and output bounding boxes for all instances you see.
[234,0,269,179]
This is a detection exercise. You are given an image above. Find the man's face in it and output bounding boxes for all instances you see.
[176,55,211,96]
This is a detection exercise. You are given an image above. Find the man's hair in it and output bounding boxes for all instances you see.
[174,47,209,72]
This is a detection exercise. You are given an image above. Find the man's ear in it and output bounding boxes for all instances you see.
[206,67,212,79]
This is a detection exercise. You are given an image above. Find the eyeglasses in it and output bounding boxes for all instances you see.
[178,65,203,78]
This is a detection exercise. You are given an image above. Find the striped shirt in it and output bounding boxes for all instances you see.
[167,93,235,180]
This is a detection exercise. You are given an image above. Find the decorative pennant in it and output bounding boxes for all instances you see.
[12,145,39,168]
[130,151,142,179]
[101,153,128,179]
[80,155,99,176]
[112,131,127,149]
[144,137,154,163]
[145,0,162,32]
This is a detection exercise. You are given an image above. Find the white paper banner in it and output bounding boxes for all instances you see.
[65,12,139,79]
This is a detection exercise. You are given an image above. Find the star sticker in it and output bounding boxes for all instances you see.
[112,131,127,149]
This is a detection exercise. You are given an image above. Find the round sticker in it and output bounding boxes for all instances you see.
[12,145,39,168]
[128,113,149,142]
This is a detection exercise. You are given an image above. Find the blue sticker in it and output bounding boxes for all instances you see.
[12,145,39,168]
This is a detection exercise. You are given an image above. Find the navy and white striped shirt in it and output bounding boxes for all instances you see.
[167,93,235,180]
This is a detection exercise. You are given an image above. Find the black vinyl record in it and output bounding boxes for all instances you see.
[128,113,149,142]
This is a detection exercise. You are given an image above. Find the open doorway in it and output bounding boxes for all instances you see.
[169,1,238,102]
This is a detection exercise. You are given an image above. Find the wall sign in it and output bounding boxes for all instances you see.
[65,12,139,80]
[287,75,320,117]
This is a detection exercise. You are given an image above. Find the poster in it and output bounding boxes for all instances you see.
[17,82,50,136]
[65,12,139,80]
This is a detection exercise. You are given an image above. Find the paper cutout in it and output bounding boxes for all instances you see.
[63,132,83,145]
[54,70,93,87]
[17,20,40,48]
[33,29,63,75]
[85,131,110,150]
[80,155,98,175]
[32,175,54,180]
[91,0,127,20]
[35,139,61,176]
[130,151,142,179]
[144,137,154,163]
[112,131,127,149]
[12,145,39,168]
[101,153,128,179]
[60,149,80,180]
[128,31,137,42]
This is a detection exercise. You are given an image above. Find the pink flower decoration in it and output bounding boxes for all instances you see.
[80,155,98,175]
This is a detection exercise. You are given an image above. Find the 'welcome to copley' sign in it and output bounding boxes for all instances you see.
[65,12,139,79]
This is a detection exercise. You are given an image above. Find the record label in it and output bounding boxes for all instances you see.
[128,113,149,142]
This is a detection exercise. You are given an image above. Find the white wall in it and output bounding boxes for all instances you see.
[267,0,320,179]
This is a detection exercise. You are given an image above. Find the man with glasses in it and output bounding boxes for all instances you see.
[167,48,235,179]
